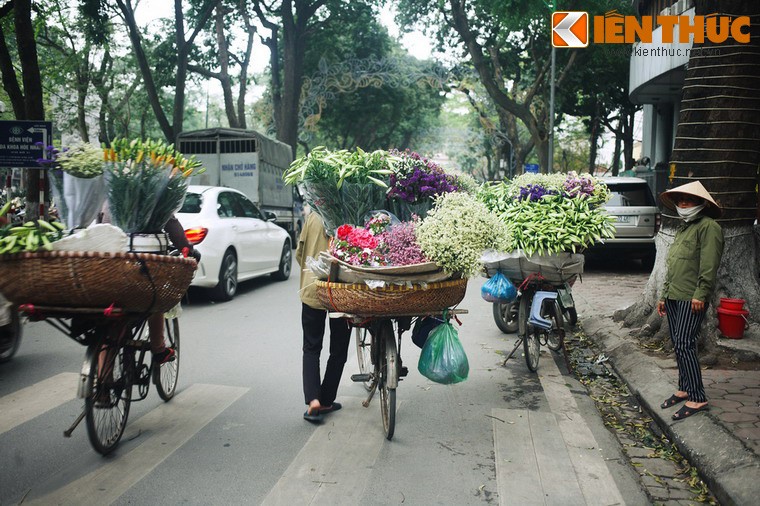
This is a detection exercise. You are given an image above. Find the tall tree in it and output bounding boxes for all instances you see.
[619,0,760,358]
[397,0,587,172]
[253,0,329,155]
[0,0,47,219]
[188,0,258,129]
[113,0,218,142]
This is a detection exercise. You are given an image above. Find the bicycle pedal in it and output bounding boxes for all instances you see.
[351,373,371,382]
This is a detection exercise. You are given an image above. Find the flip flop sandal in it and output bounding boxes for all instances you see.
[319,402,342,414]
[672,404,709,420]
[303,408,324,423]
[660,394,688,409]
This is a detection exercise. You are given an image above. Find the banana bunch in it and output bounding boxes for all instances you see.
[0,215,65,255]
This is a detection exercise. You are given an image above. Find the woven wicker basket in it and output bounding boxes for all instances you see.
[316,278,467,316]
[0,251,197,313]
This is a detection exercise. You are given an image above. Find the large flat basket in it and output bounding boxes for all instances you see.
[316,278,467,316]
[0,251,197,313]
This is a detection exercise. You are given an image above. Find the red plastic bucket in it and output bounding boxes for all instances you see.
[716,307,749,339]
[720,298,746,311]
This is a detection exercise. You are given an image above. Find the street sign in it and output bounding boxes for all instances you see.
[524,163,540,174]
[0,120,53,168]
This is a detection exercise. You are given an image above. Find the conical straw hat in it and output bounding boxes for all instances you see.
[659,181,722,218]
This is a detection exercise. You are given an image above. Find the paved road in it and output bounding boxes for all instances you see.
[1,259,654,505]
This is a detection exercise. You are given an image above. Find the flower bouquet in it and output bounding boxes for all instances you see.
[477,171,616,256]
[387,149,459,221]
[37,142,106,230]
[284,147,396,233]
[103,138,203,234]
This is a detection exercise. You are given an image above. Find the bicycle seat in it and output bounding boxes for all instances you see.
[528,291,558,330]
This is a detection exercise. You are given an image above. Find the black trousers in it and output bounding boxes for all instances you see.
[302,303,351,406]
[665,299,707,403]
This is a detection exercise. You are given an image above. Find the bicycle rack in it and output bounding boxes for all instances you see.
[528,291,558,330]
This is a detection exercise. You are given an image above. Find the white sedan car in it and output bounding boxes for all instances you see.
[176,185,292,301]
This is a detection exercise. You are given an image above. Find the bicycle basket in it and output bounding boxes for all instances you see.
[0,251,197,313]
[315,278,467,316]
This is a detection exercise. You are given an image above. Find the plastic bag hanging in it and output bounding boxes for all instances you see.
[417,311,469,384]
[481,270,517,303]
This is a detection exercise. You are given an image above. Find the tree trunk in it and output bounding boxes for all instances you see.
[616,0,760,360]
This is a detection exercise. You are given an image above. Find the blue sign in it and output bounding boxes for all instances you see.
[524,163,540,174]
[0,120,53,168]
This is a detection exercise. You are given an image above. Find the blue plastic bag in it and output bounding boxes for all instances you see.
[417,315,469,384]
[481,271,517,303]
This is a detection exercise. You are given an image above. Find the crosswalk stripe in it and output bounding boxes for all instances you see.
[26,383,248,506]
[0,372,79,435]
[492,407,586,505]
[261,396,390,505]
[539,354,626,505]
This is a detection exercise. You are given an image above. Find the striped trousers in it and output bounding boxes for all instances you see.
[665,299,707,403]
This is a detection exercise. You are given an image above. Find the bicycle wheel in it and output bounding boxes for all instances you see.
[546,300,565,352]
[523,326,540,372]
[518,291,531,340]
[377,320,397,440]
[355,326,373,391]
[85,340,131,455]
[565,306,578,327]
[519,291,540,372]
[154,317,180,401]
[492,300,519,334]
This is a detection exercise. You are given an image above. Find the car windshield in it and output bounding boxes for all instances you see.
[179,193,202,213]
[606,184,656,206]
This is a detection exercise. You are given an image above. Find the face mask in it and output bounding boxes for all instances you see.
[676,203,706,222]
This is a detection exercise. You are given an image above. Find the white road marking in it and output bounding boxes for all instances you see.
[26,383,248,506]
[492,407,585,505]
[261,396,390,506]
[539,354,626,505]
[0,372,78,435]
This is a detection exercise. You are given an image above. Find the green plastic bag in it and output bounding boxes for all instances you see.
[417,314,469,384]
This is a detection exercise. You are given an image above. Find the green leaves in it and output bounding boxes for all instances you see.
[283,146,398,188]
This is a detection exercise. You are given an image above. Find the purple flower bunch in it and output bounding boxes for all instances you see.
[378,220,429,266]
[563,171,595,198]
[387,149,458,203]
[34,142,60,167]
[517,184,557,202]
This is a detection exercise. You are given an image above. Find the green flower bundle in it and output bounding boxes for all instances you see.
[478,171,616,256]
[103,138,205,233]
[45,142,106,229]
[56,142,104,178]
[284,147,397,232]
[417,192,510,277]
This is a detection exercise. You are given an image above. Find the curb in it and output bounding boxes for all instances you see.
[582,316,760,506]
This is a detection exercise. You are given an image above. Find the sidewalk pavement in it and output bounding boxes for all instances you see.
[572,269,760,506]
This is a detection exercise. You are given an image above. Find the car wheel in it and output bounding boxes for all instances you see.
[271,240,292,281]
[210,250,238,301]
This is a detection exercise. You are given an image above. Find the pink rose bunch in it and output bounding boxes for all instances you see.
[331,223,387,266]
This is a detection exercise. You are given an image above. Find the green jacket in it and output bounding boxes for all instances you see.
[296,212,330,309]
[660,215,724,302]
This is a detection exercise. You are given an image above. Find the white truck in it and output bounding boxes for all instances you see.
[176,128,303,242]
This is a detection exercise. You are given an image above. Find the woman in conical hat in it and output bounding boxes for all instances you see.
[656,181,723,420]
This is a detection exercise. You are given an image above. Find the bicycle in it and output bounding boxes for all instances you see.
[349,310,467,440]
[20,304,180,454]
[501,273,573,372]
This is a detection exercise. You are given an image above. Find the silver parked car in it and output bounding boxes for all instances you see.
[176,186,292,301]
[587,177,661,269]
